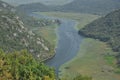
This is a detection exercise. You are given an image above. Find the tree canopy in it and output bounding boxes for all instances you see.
[0,49,55,80]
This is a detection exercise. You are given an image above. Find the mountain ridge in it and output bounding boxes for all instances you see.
[17,0,120,15]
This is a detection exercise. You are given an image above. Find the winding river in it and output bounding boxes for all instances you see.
[30,13,84,75]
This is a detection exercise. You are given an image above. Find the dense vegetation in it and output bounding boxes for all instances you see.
[17,0,120,15]
[0,49,55,80]
[79,9,120,66]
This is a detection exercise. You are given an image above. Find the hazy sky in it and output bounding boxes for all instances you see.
[3,0,74,6]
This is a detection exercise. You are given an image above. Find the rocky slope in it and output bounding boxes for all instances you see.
[0,1,54,60]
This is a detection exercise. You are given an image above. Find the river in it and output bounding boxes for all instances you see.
[30,13,84,75]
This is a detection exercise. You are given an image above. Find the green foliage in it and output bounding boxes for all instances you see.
[0,49,55,80]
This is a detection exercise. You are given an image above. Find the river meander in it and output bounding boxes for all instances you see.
[30,13,84,75]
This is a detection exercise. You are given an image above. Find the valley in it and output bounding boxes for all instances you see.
[0,0,120,80]
[29,13,83,75]
[35,12,120,80]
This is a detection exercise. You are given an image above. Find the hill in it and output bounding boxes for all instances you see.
[59,0,120,15]
[17,0,120,15]
[79,9,120,66]
[2,0,74,6]
[17,3,52,13]
[0,0,54,61]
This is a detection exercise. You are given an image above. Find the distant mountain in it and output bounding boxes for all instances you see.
[79,9,120,63]
[17,0,120,15]
[0,0,15,12]
[2,0,74,6]
[0,1,54,60]
[59,0,120,15]
[17,3,52,13]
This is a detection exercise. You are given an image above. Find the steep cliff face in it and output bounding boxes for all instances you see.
[0,1,54,60]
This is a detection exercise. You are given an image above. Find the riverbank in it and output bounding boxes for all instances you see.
[59,38,120,80]
[45,19,83,75]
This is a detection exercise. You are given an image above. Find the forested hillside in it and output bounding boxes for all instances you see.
[0,0,55,60]
[79,9,120,66]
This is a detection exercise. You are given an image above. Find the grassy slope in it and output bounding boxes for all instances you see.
[36,12,120,79]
